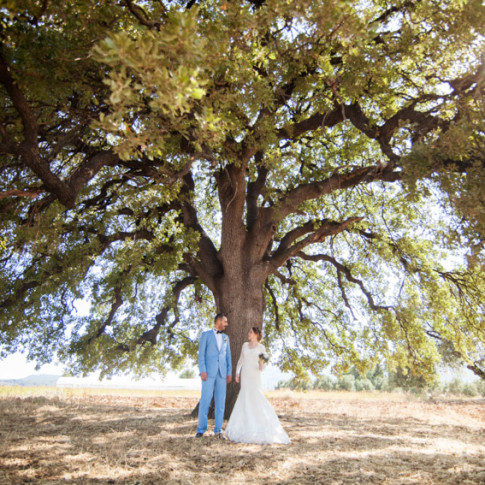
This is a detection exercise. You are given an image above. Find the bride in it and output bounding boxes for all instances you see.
[225,326,290,444]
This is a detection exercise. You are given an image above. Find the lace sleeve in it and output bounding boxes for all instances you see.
[236,343,246,377]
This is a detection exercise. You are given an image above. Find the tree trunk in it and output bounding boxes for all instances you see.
[191,267,267,420]
[190,162,270,421]
[218,267,266,418]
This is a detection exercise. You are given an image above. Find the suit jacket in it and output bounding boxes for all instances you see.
[198,329,232,378]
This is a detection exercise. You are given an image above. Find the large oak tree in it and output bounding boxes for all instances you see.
[1,0,484,412]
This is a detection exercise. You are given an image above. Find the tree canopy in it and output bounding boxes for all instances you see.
[1,0,484,384]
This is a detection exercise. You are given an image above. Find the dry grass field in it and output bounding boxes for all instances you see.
[0,387,484,485]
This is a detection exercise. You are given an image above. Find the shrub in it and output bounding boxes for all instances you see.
[179,369,196,379]
[475,380,485,396]
[446,378,465,395]
[355,378,374,392]
[313,375,336,390]
[276,378,311,391]
[463,383,479,397]
[337,374,356,392]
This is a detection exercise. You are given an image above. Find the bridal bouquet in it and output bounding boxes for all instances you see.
[258,352,269,364]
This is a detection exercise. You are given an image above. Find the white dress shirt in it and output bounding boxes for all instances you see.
[213,328,223,350]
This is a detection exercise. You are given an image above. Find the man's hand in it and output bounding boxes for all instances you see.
[227,375,232,384]
[200,372,207,381]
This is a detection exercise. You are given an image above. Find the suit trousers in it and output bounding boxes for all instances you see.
[197,372,227,434]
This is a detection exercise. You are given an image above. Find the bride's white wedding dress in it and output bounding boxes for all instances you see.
[225,342,290,444]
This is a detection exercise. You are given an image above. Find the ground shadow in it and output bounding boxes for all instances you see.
[0,394,483,485]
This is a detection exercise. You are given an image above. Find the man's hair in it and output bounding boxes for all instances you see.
[214,312,227,323]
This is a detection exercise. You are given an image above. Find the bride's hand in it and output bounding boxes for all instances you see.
[235,375,240,383]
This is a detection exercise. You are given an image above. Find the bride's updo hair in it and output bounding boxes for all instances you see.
[251,326,263,341]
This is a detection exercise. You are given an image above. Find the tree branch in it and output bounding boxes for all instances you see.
[274,220,328,256]
[268,217,363,270]
[378,103,448,147]
[66,150,120,198]
[274,269,297,286]
[180,173,221,288]
[296,251,391,312]
[277,105,344,140]
[0,189,43,200]
[123,0,165,30]
[267,165,401,224]
[87,281,124,344]
[467,362,485,381]
[277,62,483,166]
[246,154,268,229]
[335,267,356,319]
[134,276,197,346]
[96,228,155,247]
[0,51,75,207]
[264,281,280,332]
[371,0,422,25]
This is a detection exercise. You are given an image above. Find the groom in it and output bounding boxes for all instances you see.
[196,313,232,438]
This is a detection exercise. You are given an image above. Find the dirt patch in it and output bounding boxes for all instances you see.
[0,390,483,484]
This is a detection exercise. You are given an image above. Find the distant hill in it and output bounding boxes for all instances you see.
[0,374,61,387]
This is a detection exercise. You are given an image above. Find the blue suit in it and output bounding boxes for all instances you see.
[197,329,232,434]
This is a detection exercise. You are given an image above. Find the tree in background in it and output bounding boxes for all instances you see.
[280,364,485,396]
[1,0,484,414]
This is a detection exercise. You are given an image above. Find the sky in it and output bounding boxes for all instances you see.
[0,352,63,380]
